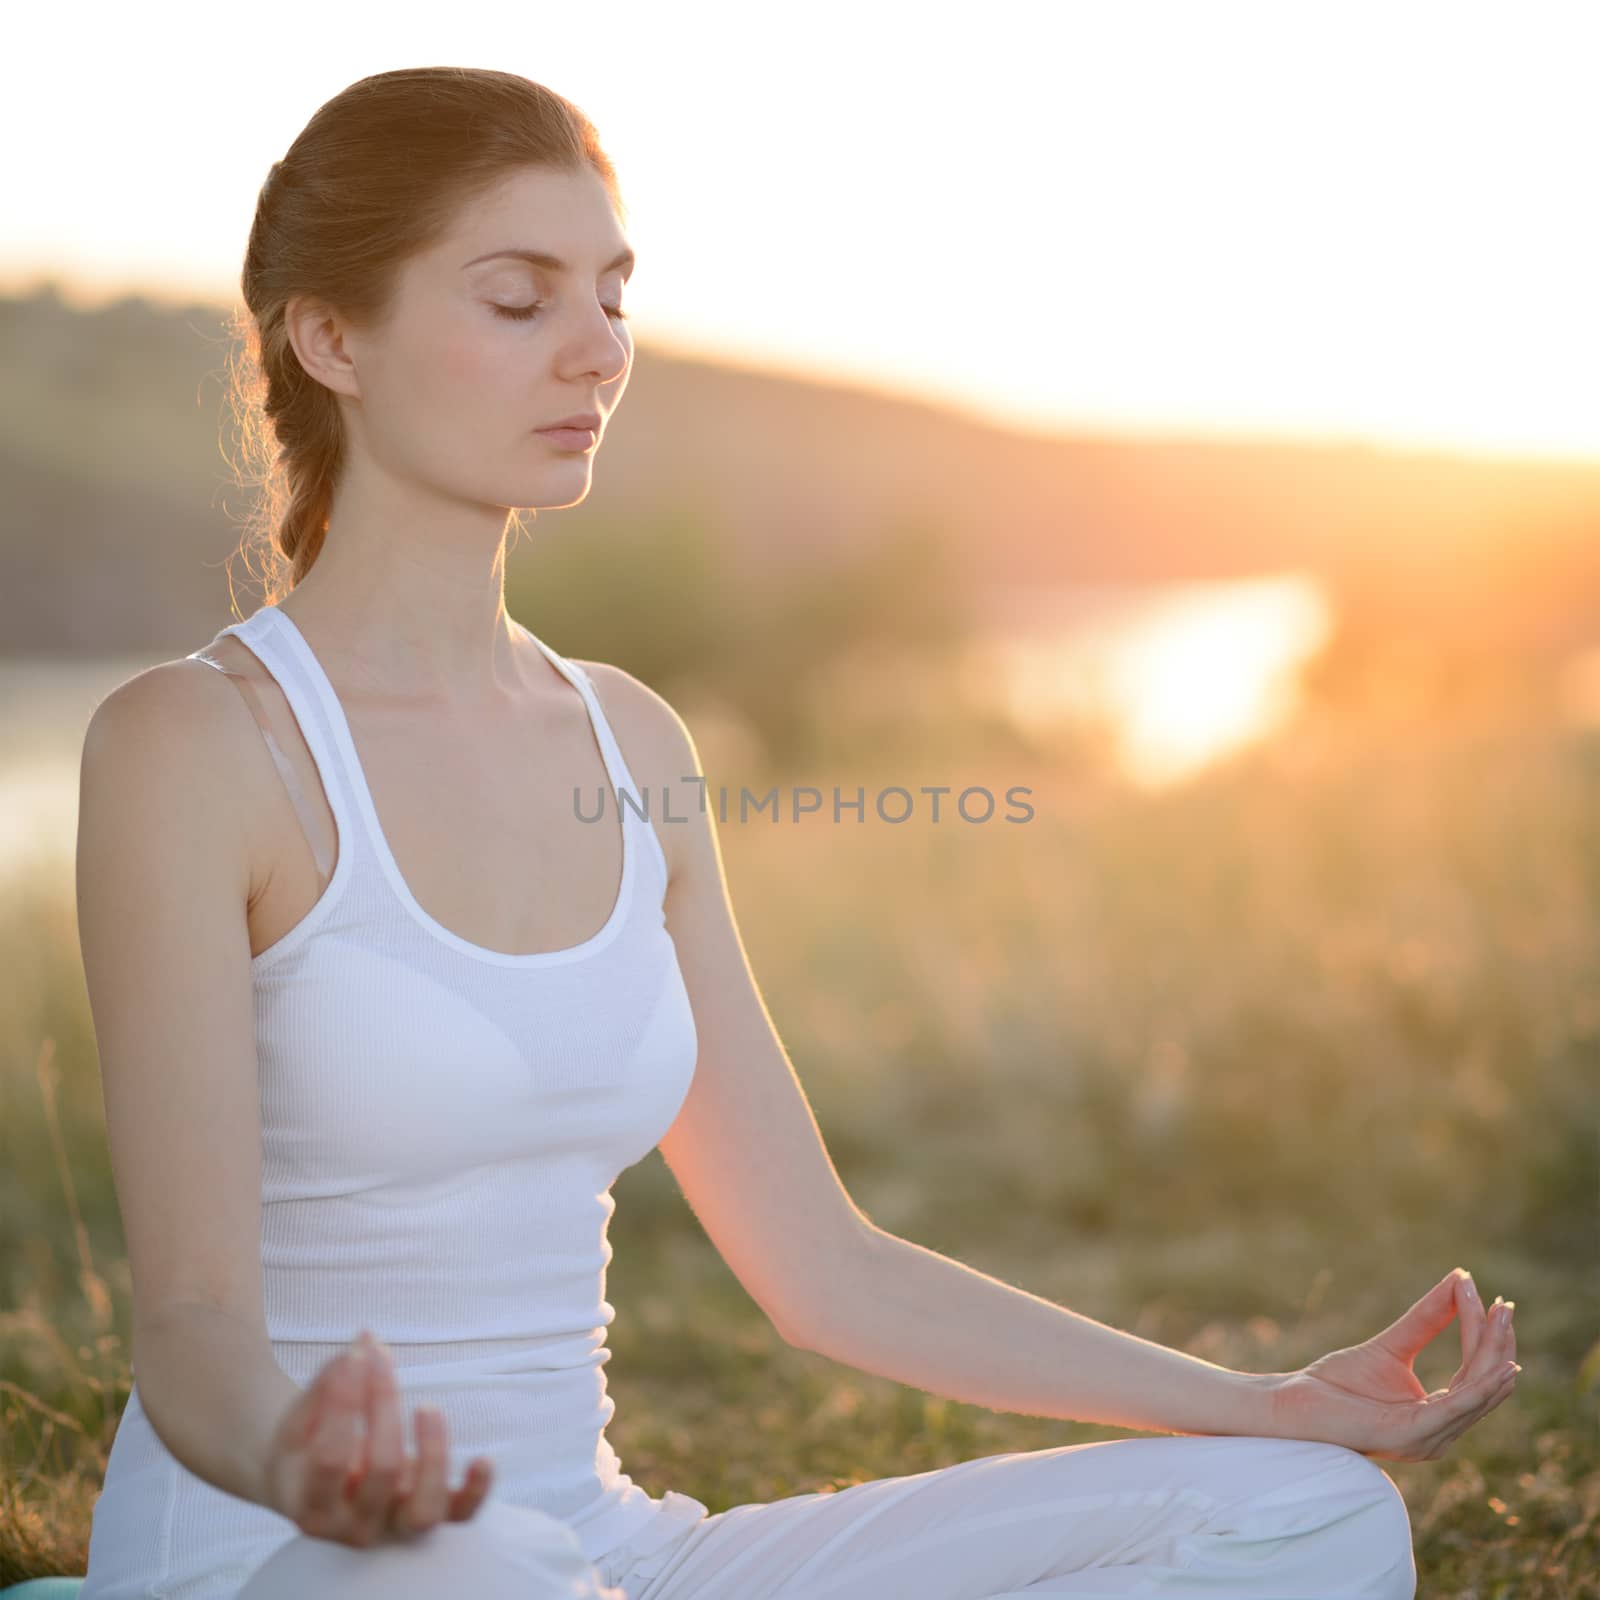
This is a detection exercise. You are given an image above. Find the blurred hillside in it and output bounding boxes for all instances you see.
[3,280,1598,740]
[4,287,1597,1592]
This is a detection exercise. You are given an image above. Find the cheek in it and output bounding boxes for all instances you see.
[402,305,520,400]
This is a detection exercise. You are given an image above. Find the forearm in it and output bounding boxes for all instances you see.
[134,1301,305,1512]
[788,1224,1283,1438]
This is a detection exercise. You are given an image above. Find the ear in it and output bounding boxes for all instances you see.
[285,293,363,402]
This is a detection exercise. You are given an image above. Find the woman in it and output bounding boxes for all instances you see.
[74,67,1518,1600]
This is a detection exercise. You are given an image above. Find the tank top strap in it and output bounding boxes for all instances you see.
[517,627,634,807]
[197,606,364,854]
[516,624,669,892]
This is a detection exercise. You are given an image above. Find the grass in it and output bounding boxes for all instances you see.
[2,693,1596,1595]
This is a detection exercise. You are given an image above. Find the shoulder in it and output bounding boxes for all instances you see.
[86,653,258,767]
[78,656,275,914]
[82,654,276,839]
[571,659,694,768]
[571,659,705,884]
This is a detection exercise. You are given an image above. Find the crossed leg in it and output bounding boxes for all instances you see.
[235,1436,1417,1600]
[235,1495,625,1599]
[625,1434,1416,1600]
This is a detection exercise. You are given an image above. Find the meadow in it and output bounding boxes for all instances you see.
[1,652,1596,1596]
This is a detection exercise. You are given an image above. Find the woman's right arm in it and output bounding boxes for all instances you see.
[76,658,300,1512]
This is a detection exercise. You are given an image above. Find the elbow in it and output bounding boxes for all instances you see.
[768,1217,885,1355]
[772,1302,822,1352]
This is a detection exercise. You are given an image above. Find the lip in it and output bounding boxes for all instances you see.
[535,426,598,451]
[538,412,601,432]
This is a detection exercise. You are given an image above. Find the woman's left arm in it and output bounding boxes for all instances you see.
[791,1222,1282,1438]
[792,1234,1517,1460]
[583,666,1519,1462]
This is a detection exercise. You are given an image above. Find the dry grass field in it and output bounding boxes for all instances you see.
[2,690,1595,1594]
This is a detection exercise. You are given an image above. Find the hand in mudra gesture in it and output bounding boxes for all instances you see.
[1267,1269,1519,1462]
[266,1329,495,1547]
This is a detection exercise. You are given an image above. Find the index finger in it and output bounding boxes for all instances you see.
[1451,1268,1487,1372]
[1377,1269,1469,1364]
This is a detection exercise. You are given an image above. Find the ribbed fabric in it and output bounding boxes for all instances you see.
[81,603,706,1600]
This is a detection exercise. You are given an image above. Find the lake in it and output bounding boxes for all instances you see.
[0,573,1362,881]
[964,570,1339,790]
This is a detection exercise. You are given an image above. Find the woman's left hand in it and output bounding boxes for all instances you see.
[1263,1269,1519,1462]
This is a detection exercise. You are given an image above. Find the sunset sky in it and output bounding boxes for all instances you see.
[8,0,1597,461]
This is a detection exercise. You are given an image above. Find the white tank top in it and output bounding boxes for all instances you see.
[80,602,706,1600]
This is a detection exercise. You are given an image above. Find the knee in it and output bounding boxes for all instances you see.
[237,1500,622,1600]
[1362,1465,1417,1600]
[1316,1446,1418,1600]
[1215,1442,1415,1600]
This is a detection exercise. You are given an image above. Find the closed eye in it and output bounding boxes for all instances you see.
[492,301,628,322]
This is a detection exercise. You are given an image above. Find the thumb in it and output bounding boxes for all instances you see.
[1374,1271,1459,1363]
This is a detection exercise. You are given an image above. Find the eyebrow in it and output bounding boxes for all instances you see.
[461,246,635,279]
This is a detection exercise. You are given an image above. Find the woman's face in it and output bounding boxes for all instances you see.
[316,164,634,516]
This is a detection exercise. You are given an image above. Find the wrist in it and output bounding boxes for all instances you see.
[1235,1369,1293,1437]
[258,1402,296,1518]
[1166,1366,1290,1438]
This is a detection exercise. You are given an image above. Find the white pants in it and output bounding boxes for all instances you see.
[238,1434,1417,1600]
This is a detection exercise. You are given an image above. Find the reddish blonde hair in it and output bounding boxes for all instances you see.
[222,67,624,606]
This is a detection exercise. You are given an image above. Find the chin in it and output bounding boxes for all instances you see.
[524,482,594,512]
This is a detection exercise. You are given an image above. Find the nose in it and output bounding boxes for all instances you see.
[558,302,630,387]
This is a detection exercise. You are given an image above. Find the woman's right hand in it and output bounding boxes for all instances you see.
[264,1329,495,1546]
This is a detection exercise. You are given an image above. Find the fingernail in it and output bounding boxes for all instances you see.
[1504,1300,1515,1318]
[1463,1276,1478,1301]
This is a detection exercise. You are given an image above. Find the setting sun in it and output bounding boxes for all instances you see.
[3,1,1597,463]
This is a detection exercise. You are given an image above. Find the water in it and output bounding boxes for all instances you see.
[966,571,1339,790]
[0,651,167,885]
[0,575,1420,874]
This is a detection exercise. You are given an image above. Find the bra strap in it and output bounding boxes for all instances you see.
[189,646,337,890]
